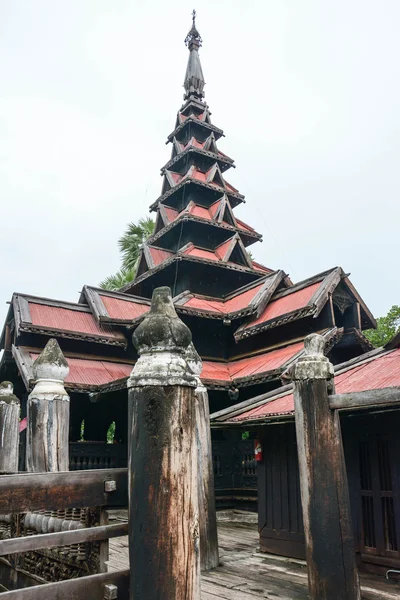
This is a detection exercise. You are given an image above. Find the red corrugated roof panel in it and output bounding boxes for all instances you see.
[29,352,133,387]
[99,295,150,321]
[243,282,321,330]
[163,206,179,223]
[228,342,303,379]
[201,342,303,384]
[28,303,123,341]
[215,238,233,260]
[184,246,219,262]
[184,282,265,314]
[230,348,400,422]
[149,247,173,266]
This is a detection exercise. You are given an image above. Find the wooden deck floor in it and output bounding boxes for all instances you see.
[108,522,400,599]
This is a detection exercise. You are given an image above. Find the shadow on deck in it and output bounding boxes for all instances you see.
[108,521,400,600]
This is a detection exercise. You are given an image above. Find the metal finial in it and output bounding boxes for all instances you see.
[185,9,202,48]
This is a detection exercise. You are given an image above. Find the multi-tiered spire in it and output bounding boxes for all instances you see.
[124,13,269,299]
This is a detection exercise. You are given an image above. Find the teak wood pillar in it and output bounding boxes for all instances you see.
[283,334,360,600]
[186,343,219,571]
[128,287,201,600]
[0,382,20,473]
[26,338,70,473]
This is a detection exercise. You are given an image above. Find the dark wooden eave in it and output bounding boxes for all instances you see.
[161,146,234,174]
[166,118,224,144]
[149,179,244,213]
[148,211,261,248]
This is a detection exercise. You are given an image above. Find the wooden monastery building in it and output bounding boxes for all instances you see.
[0,13,398,575]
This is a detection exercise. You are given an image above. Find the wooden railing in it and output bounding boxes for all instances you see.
[0,468,129,599]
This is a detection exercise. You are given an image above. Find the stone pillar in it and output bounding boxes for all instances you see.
[0,382,20,473]
[185,343,219,571]
[26,338,70,473]
[128,287,201,600]
[283,334,360,600]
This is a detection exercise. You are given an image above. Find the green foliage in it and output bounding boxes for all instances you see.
[364,305,400,348]
[242,431,250,440]
[99,217,155,290]
[119,217,155,271]
[80,419,85,441]
[99,267,136,292]
[107,421,116,444]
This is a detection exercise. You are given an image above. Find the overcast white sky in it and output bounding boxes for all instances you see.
[0,0,399,329]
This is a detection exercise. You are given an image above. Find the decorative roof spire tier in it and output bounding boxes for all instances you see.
[184,10,205,100]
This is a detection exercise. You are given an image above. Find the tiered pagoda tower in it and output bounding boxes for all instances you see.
[127,12,269,301]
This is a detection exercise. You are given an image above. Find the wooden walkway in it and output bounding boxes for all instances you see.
[108,522,400,599]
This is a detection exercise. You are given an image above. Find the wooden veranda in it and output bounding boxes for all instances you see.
[107,521,400,600]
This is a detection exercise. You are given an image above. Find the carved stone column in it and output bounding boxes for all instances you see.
[283,333,360,600]
[26,338,70,473]
[128,286,201,600]
[185,342,219,571]
[0,382,20,474]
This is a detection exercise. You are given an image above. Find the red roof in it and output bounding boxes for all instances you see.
[241,282,321,331]
[229,348,400,422]
[28,302,124,341]
[252,261,273,274]
[201,341,303,384]
[215,238,233,260]
[99,295,150,321]
[183,245,219,262]
[184,282,265,315]
[29,352,133,387]
[148,247,173,266]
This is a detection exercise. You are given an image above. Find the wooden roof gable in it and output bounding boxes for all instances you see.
[234,267,343,341]
[11,293,127,348]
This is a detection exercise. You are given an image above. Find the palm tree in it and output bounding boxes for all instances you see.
[119,217,155,271]
[99,217,155,291]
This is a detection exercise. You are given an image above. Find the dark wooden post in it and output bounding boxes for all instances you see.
[128,286,201,600]
[283,334,360,600]
[26,338,70,473]
[186,343,219,571]
[0,382,20,473]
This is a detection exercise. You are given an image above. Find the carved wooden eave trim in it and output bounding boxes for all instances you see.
[161,146,234,174]
[150,178,244,212]
[83,286,150,325]
[234,268,344,342]
[166,117,224,144]
[12,293,127,348]
[11,345,35,390]
[125,253,264,292]
[234,305,317,341]
[340,277,377,330]
[338,327,375,353]
[147,211,261,248]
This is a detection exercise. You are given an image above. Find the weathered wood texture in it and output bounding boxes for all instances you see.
[196,388,219,571]
[107,522,400,600]
[285,334,361,600]
[0,568,130,599]
[0,383,20,473]
[0,468,127,513]
[293,379,360,599]
[0,522,128,556]
[26,339,70,473]
[129,385,200,600]
[329,386,400,411]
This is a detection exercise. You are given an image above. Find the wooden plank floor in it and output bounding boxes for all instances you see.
[108,522,400,599]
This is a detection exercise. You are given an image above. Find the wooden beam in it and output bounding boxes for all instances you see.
[0,569,129,599]
[329,387,400,411]
[283,334,360,600]
[0,468,128,513]
[0,523,128,556]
